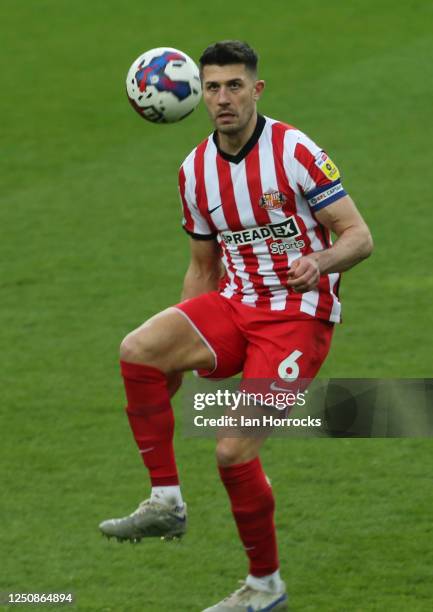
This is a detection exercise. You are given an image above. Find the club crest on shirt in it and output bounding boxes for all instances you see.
[259,188,287,210]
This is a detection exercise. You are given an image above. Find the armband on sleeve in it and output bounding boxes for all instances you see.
[305,180,347,212]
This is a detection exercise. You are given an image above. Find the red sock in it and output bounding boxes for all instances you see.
[219,457,279,577]
[120,360,179,487]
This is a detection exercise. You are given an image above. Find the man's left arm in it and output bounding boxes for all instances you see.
[286,195,373,293]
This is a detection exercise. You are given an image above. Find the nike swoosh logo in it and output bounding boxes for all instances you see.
[208,204,222,214]
[269,382,296,392]
[139,447,154,454]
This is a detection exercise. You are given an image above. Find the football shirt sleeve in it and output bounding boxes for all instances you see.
[178,165,217,240]
[292,131,347,213]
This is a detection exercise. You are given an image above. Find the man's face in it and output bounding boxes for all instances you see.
[201,64,264,135]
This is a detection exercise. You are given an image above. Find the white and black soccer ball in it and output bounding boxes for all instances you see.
[126,47,202,124]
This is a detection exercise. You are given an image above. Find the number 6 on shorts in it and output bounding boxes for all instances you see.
[277,350,303,380]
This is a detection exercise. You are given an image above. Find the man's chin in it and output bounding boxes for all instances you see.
[215,121,240,134]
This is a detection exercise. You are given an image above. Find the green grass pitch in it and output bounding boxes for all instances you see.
[1,1,432,610]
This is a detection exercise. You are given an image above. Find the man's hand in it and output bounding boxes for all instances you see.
[286,256,321,293]
[286,196,373,293]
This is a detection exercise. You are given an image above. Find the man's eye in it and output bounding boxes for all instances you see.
[230,83,240,90]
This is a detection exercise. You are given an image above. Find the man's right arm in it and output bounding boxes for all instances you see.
[181,237,222,301]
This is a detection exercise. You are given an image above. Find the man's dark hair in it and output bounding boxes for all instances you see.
[199,40,258,75]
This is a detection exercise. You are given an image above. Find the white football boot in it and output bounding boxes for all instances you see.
[202,579,288,611]
[99,499,187,542]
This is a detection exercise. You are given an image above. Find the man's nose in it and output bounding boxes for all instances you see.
[217,86,230,105]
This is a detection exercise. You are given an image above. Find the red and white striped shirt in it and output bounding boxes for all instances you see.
[178,115,346,323]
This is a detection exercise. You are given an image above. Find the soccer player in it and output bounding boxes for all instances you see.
[99,41,373,611]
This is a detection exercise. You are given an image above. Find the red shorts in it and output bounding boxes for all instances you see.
[174,292,333,382]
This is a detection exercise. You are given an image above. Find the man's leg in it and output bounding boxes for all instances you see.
[206,436,287,609]
[206,314,333,612]
[99,307,215,541]
[120,308,214,493]
[202,435,287,611]
[216,437,280,581]
[202,310,334,611]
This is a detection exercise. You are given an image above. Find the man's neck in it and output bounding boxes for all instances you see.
[216,112,258,156]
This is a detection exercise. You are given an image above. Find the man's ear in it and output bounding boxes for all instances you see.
[254,80,265,101]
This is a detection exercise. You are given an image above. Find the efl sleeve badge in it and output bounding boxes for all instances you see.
[314,151,341,181]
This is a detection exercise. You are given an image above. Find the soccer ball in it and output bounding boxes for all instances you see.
[126,47,202,124]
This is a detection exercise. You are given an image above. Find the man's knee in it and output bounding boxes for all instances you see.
[216,438,259,467]
[120,326,159,366]
[119,307,215,374]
